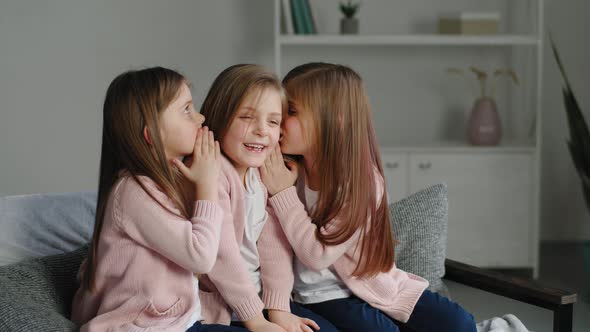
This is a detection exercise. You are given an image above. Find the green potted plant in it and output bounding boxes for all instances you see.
[447,66,519,145]
[339,0,360,34]
[551,36,590,298]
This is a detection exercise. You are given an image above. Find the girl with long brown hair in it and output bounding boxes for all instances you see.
[197,64,337,332]
[261,62,477,332]
[71,67,248,332]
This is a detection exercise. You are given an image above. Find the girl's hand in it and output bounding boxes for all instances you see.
[173,127,221,201]
[244,313,288,332]
[268,310,320,332]
[260,145,299,196]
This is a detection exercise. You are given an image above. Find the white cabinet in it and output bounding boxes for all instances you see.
[382,152,408,204]
[382,149,534,269]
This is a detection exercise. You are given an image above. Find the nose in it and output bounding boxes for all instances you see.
[253,120,269,137]
[195,112,205,125]
[254,127,268,137]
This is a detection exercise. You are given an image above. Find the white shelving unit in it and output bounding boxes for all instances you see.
[273,0,544,276]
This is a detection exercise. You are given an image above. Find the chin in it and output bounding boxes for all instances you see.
[278,144,289,154]
[240,157,266,169]
[279,142,295,154]
[250,159,266,168]
[280,147,296,155]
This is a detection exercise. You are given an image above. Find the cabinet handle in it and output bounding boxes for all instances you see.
[385,162,399,169]
[418,162,431,170]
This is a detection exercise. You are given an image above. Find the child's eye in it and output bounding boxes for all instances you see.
[287,108,296,115]
[240,115,253,120]
[183,105,192,114]
[269,120,281,126]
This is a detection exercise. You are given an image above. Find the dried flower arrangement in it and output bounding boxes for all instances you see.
[447,66,520,98]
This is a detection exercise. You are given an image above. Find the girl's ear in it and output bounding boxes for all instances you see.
[143,127,153,145]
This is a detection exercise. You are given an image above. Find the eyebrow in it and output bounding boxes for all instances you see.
[238,107,281,117]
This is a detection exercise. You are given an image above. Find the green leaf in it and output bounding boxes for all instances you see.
[339,1,359,18]
[567,141,590,187]
[582,183,590,214]
[552,35,590,214]
[563,88,590,170]
[550,34,574,92]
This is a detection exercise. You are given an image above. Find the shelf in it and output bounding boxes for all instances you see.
[279,34,539,46]
[379,140,536,153]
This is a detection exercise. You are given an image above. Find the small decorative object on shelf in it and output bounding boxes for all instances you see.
[438,11,501,35]
[447,66,519,146]
[285,0,316,35]
[339,0,360,34]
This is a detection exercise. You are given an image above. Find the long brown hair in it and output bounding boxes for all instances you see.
[283,63,394,278]
[83,67,194,291]
[200,64,286,144]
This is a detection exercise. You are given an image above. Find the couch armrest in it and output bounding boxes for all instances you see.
[443,258,577,332]
[443,258,576,308]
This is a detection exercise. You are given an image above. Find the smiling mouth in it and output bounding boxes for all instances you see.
[243,143,266,153]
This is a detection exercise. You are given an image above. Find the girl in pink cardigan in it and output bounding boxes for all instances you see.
[197,64,337,332]
[71,67,247,332]
[261,63,477,332]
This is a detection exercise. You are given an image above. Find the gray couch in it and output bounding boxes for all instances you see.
[0,185,576,332]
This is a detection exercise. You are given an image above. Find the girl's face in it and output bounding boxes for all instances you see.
[221,87,282,175]
[280,99,313,156]
[159,83,204,160]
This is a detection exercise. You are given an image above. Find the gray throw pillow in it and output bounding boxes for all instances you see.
[389,183,449,297]
[0,245,88,331]
[0,191,96,266]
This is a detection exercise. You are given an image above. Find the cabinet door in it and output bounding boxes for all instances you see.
[409,153,533,268]
[381,152,408,204]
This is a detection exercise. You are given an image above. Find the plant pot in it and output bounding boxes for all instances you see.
[340,18,359,34]
[468,96,501,146]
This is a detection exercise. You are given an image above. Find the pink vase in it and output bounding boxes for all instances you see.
[468,96,501,146]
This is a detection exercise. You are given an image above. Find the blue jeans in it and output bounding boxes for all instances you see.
[290,301,340,332]
[301,290,476,332]
[230,301,339,332]
[187,321,249,332]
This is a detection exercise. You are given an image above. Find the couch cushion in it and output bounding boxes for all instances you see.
[0,191,96,266]
[0,245,88,331]
[390,183,449,296]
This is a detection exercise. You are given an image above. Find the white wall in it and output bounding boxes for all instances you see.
[0,0,589,241]
[0,0,274,195]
